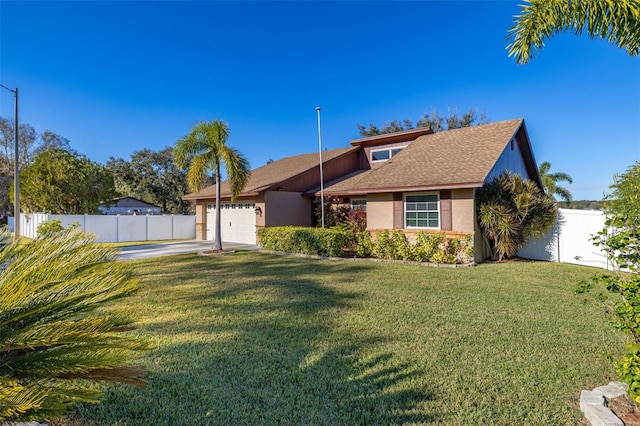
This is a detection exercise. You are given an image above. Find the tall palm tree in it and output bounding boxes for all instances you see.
[507,0,640,64]
[538,161,573,202]
[174,120,250,250]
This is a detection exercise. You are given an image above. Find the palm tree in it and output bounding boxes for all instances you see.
[507,0,640,64]
[538,161,573,202]
[174,120,250,250]
[476,172,557,261]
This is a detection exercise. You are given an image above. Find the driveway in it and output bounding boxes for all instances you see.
[119,240,260,261]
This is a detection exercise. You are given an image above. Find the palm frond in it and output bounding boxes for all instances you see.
[507,0,640,64]
[0,228,149,422]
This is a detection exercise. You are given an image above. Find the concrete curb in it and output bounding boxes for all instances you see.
[580,382,628,426]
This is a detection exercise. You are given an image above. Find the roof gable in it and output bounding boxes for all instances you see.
[184,146,358,200]
[321,119,528,194]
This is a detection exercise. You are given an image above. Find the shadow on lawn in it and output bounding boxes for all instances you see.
[72,252,437,425]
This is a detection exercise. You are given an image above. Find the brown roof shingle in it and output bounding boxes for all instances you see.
[184,146,358,200]
[321,119,524,194]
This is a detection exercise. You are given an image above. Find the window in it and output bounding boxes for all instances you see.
[405,193,439,228]
[371,146,406,162]
[371,150,390,161]
[350,199,367,212]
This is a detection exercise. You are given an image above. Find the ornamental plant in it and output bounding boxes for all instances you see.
[0,228,149,422]
[476,171,557,261]
[577,162,640,401]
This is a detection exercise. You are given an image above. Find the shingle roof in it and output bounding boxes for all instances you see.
[321,119,524,194]
[184,146,358,200]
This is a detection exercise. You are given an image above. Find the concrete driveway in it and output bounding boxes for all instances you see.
[118,240,260,261]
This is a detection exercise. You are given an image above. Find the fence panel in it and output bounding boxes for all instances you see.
[148,215,173,240]
[518,209,610,270]
[17,213,195,242]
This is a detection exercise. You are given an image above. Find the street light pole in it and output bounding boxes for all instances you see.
[316,106,325,228]
[0,84,20,242]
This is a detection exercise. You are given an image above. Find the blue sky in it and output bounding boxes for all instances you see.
[1,1,638,201]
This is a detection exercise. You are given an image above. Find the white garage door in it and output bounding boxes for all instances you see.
[206,201,257,245]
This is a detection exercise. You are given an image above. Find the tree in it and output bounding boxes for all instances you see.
[476,172,558,261]
[507,0,640,64]
[107,147,191,214]
[538,161,573,202]
[17,149,117,214]
[577,162,640,401]
[0,227,148,422]
[0,118,73,214]
[174,120,250,250]
[357,108,489,137]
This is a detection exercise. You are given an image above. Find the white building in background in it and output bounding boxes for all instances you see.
[99,196,162,215]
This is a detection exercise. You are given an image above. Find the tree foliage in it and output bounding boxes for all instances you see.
[17,149,117,214]
[476,172,558,261]
[538,161,573,202]
[357,108,489,137]
[107,147,191,214]
[507,0,640,64]
[0,228,149,422]
[0,118,73,214]
[174,120,250,250]
[577,162,640,401]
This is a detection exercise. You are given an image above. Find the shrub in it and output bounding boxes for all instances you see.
[258,226,348,257]
[36,220,80,238]
[313,196,350,228]
[413,232,446,262]
[0,228,149,422]
[36,219,65,237]
[355,230,373,258]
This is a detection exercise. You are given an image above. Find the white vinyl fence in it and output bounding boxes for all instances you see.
[518,208,612,270]
[17,213,195,243]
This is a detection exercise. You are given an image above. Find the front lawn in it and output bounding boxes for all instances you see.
[67,253,619,425]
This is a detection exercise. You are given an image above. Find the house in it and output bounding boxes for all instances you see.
[99,196,162,215]
[183,119,542,261]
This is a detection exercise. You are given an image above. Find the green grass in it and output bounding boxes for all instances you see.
[67,253,620,425]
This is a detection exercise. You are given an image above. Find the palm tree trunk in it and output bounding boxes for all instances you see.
[214,163,223,250]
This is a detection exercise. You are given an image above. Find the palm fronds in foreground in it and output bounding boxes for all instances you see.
[0,228,149,422]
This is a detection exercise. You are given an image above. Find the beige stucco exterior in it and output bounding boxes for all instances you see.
[451,189,475,232]
[365,193,394,229]
[264,191,313,227]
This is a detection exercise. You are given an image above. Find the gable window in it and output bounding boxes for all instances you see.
[371,146,406,162]
[350,198,367,212]
[405,193,439,229]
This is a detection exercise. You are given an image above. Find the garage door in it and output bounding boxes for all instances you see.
[206,201,257,245]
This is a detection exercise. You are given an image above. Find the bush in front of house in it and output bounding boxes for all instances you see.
[258,226,348,257]
[355,229,473,264]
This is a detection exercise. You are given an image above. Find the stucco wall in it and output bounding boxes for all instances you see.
[264,191,312,227]
[366,193,394,229]
[195,202,206,240]
[451,189,475,232]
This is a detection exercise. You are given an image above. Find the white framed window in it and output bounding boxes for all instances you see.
[371,146,406,162]
[350,198,367,212]
[404,193,439,229]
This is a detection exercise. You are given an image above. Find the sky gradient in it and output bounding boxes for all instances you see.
[1,1,638,201]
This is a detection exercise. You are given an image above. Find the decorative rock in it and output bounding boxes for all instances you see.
[582,404,624,426]
[594,382,629,400]
[580,390,606,411]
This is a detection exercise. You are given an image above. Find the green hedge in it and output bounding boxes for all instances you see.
[258,226,474,264]
[258,226,348,257]
[357,229,473,264]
